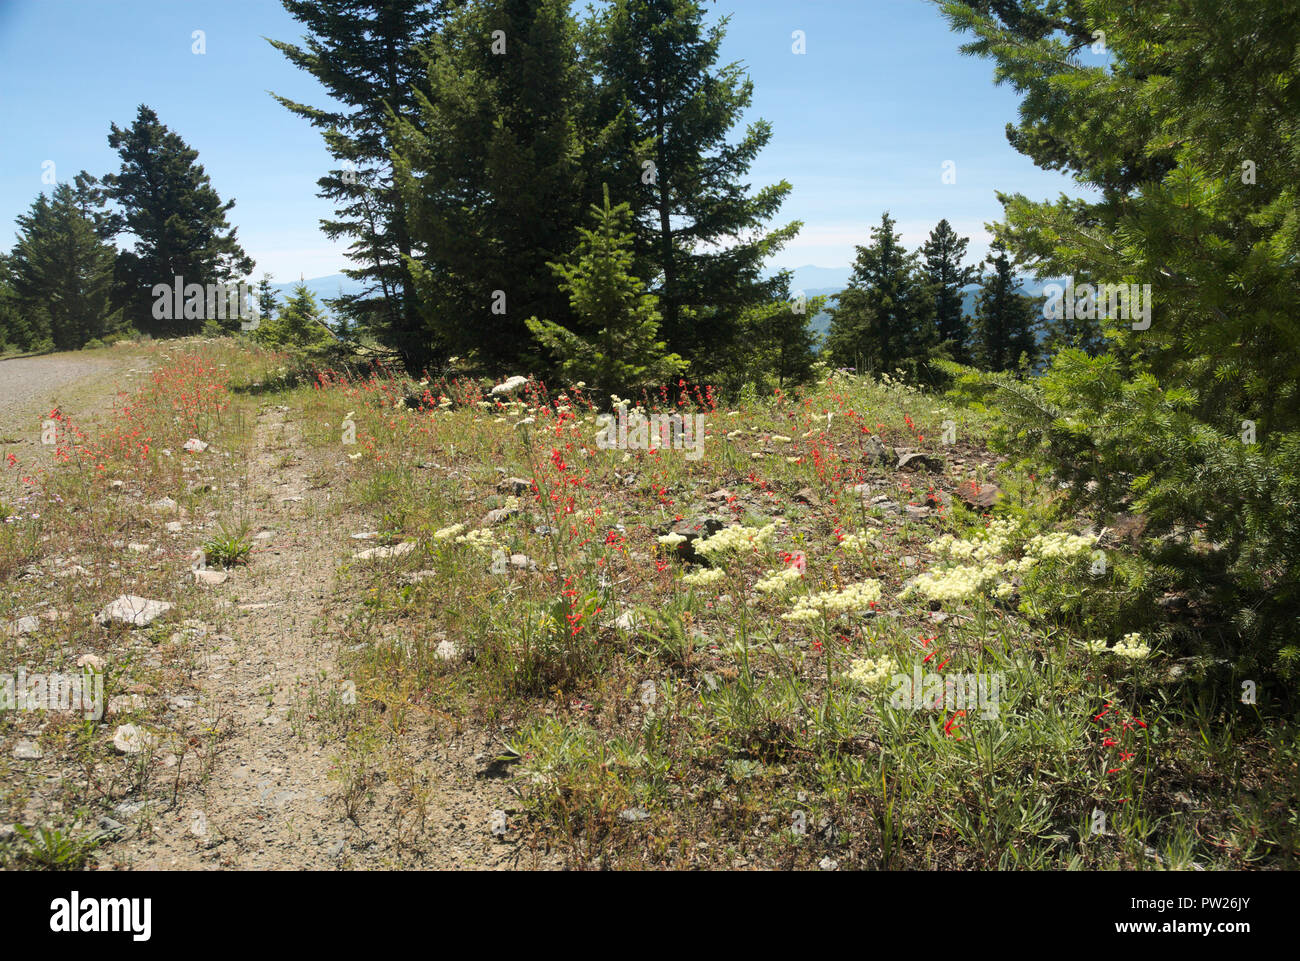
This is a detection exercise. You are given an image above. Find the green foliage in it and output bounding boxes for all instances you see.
[922,218,977,363]
[825,211,940,381]
[972,242,1040,372]
[253,284,336,355]
[394,0,589,371]
[6,184,123,351]
[13,823,103,870]
[102,105,252,336]
[585,0,800,372]
[201,518,254,569]
[269,1,449,365]
[526,188,686,394]
[938,0,1300,671]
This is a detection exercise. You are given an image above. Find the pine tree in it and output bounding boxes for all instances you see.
[971,243,1039,372]
[393,0,590,371]
[253,283,336,354]
[526,187,685,395]
[270,1,450,366]
[256,274,279,327]
[921,219,976,363]
[9,185,123,351]
[825,212,937,378]
[587,0,800,370]
[102,105,252,336]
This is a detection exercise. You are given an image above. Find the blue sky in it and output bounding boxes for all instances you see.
[0,0,1093,284]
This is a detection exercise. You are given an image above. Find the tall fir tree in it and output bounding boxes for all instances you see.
[102,105,252,336]
[921,218,976,363]
[525,185,685,395]
[393,0,588,370]
[9,185,123,351]
[586,0,800,370]
[825,212,937,378]
[270,1,450,366]
[971,243,1039,372]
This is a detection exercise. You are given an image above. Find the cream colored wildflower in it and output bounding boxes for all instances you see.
[782,580,883,621]
[681,568,726,587]
[755,567,802,593]
[845,656,895,690]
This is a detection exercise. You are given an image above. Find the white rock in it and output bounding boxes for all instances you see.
[182,438,209,453]
[94,595,173,628]
[12,741,43,761]
[164,521,183,533]
[4,615,40,637]
[193,569,229,585]
[76,653,106,672]
[112,724,155,754]
[149,497,177,512]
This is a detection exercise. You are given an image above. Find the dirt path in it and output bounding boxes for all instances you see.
[110,404,539,869]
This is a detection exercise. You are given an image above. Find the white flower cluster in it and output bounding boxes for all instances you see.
[695,523,777,558]
[433,523,466,541]
[1112,632,1152,659]
[454,528,496,552]
[905,562,1003,603]
[1085,633,1151,659]
[681,568,726,587]
[782,580,883,622]
[1025,530,1097,560]
[491,375,528,397]
[928,518,1019,563]
[846,656,895,689]
[838,531,878,552]
[657,533,688,547]
[755,567,802,593]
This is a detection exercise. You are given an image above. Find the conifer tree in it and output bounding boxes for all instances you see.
[102,105,252,336]
[253,283,336,354]
[9,185,123,351]
[825,212,937,378]
[393,0,589,370]
[971,243,1039,372]
[256,274,279,327]
[939,0,1300,668]
[526,187,685,395]
[270,1,451,365]
[586,0,800,369]
[921,219,976,363]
